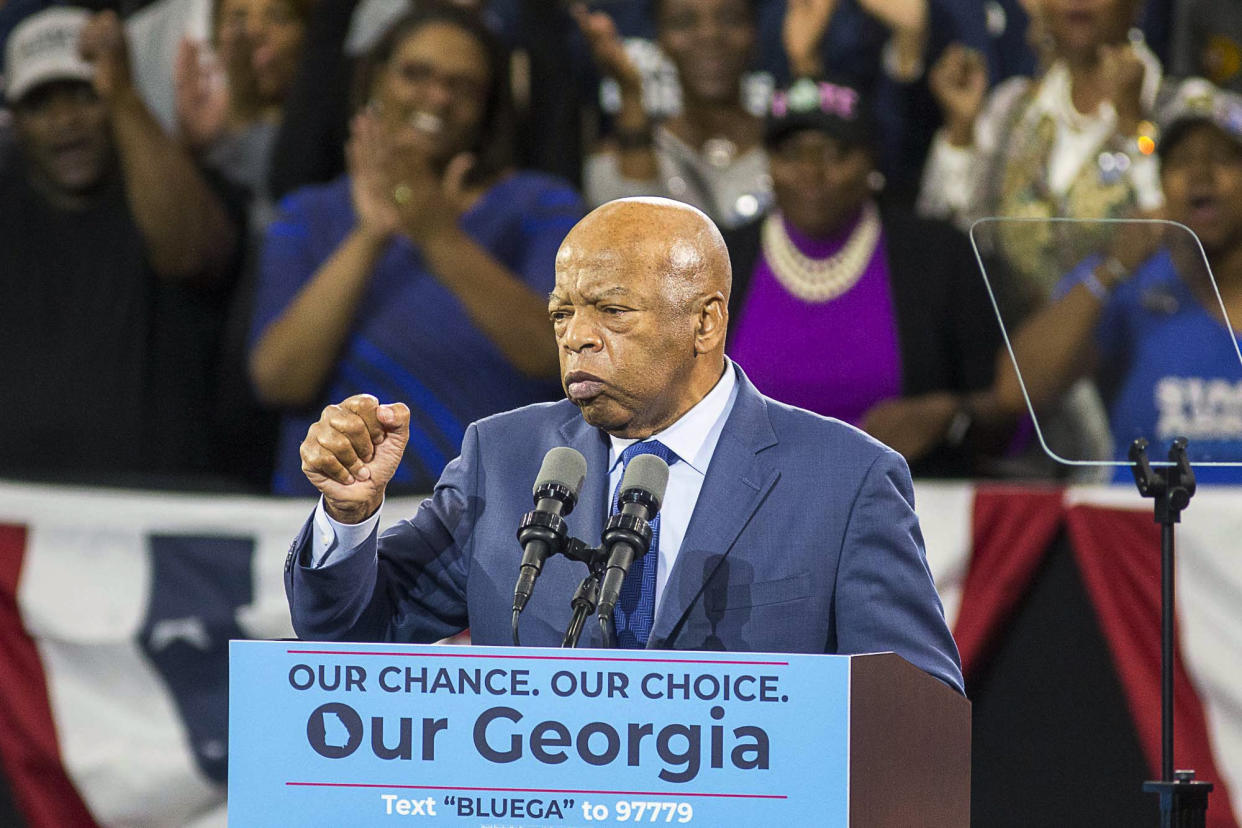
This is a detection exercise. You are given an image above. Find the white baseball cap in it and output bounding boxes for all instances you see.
[4,7,94,105]
[1158,79,1242,158]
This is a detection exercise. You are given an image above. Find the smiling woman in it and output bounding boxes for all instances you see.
[247,4,585,496]
[577,0,770,230]
[352,9,512,190]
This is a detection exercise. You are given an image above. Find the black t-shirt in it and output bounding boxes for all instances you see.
[0,167,221,479]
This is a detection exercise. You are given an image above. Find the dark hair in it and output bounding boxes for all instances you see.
[354,1,515,183]
[651,0,757,26]
[212,0,317,38]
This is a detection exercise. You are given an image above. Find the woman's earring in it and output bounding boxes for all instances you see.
[867,170,886,193]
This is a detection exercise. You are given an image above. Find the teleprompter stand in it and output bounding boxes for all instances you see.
[1129,438,1214,827]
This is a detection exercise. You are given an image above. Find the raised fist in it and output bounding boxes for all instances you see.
[300,394,411,523]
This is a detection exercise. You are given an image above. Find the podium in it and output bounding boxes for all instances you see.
[229,642,969,826]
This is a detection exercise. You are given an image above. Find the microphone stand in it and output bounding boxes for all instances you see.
[562,572,601,648]
[557,540,608,648]
[511,529,617,649]
[1129,438,1214,827]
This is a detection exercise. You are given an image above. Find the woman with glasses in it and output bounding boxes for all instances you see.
[248,4,584,495]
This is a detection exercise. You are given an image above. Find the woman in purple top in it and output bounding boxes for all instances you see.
[724,77,1009,477]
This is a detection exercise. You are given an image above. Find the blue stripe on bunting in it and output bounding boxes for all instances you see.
[138,535,253,784]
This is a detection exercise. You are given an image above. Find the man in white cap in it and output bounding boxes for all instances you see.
[0,7,240,481]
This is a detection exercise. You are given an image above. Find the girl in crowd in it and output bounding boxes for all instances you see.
[919,0,1182,308]
[575,0,942,217]
[248,4,583,495]
[576,0,772,229]
[918,0,1189,475]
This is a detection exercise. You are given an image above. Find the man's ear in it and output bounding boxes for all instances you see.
[694,292,728,355]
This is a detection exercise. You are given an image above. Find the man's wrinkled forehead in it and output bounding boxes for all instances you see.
[547,280,634,308]
[555,232,669,286]
[555,238,628,271]
[551,250,654,305]
[558,220,703,266]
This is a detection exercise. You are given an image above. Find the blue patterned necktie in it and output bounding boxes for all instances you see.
[611,440,679,649]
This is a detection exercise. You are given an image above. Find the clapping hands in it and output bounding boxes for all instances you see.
[347,110,476,245]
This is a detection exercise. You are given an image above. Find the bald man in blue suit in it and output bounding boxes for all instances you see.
[287,197,964,694]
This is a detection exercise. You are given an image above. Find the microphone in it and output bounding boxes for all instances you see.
[512,447,588,615]
[596,453,670,620]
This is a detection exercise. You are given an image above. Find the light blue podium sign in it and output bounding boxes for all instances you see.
[228,642,969,826]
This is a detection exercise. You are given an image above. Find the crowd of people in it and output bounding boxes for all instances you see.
[1,0,1240,491]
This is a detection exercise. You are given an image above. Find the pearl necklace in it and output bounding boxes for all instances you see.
[760,202,881,303]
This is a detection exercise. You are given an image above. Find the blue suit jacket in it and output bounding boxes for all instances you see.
[286,367,964,693]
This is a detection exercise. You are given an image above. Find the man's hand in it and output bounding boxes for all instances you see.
[78,10,133,104]
[301,395,410,524]
[928,44,987,147]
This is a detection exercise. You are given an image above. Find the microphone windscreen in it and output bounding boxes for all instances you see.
[534,446,588,497]
[620,453,670,503]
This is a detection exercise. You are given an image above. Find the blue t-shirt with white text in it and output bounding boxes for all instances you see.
[1095,250,1242,484]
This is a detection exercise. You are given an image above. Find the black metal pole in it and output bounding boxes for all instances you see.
[1161,522,1175,784]
[1132,438,1213,826]
[562,571,601,648]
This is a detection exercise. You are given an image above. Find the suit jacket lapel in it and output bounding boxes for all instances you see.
[649,370,779,647]
[557,410,611,556]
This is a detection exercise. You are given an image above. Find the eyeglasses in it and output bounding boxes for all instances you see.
[390,58,488,103]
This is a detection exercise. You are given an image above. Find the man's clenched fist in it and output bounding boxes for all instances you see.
[300,394,410,524]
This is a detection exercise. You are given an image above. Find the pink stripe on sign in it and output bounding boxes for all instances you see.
[285,781,786,799]
[286,649,789,666]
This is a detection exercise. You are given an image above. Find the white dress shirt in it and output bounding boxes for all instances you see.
[605,363,737,613]
[309,363,740,599]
